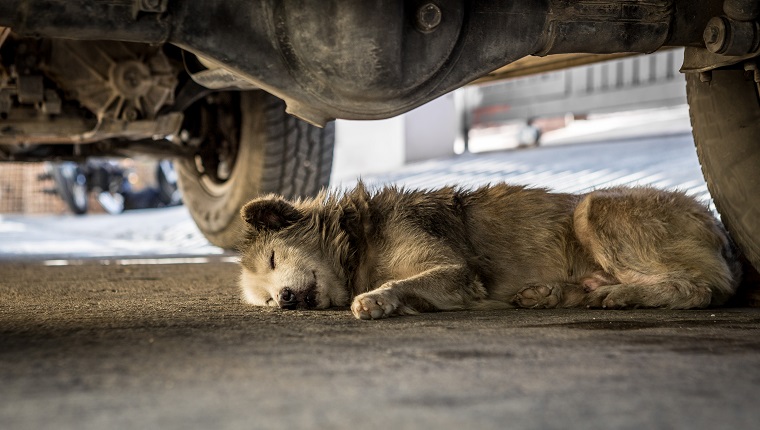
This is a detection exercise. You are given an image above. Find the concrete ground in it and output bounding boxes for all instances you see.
[2,262,760,430]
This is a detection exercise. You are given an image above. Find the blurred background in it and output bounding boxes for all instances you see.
[0,48,702,261]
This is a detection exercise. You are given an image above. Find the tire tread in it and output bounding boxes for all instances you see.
[177,91,334,248]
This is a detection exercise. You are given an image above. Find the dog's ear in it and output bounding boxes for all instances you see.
[240,197,303,231]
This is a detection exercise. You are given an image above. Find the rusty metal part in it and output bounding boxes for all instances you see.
[0,38,182,146]
[724,0,760,21]
[184,52,257,90]
[0,0,692,126]
[703,15,760,55]
[137,0,166,14]
[42,40,178,122]
[415,3,442,33]
[0,109,183,145]
[0,0,746,126]
[681,46,760,72]
[537,0,674,55]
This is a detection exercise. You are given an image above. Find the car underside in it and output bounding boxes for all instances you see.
[0,0,758,275]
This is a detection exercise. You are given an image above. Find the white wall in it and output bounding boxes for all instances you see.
[331,94,457,184]
[404,92,457,163]
[331,117,405,184]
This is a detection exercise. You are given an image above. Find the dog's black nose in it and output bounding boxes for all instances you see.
[278,288,298,310]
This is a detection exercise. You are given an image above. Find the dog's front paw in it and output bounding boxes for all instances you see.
[351,290,400,320]
[513,284,561,308]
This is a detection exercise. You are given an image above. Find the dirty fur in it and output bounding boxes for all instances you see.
[237,183,742,319]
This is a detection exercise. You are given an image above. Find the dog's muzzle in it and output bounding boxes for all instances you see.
[278,285,318,310]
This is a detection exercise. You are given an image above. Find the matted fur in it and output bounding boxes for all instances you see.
[237,183,741,319]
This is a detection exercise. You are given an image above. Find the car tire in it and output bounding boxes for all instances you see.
[686,69,760,272]
[51,162,89,215]
[177,90,335,249]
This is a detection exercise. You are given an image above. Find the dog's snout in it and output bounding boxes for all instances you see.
[278,281,319,310]
[278,288,298,309]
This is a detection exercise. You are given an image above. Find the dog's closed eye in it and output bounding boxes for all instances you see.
[270,251,276,270]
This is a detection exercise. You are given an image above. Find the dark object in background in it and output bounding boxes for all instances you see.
[41,159,181,215]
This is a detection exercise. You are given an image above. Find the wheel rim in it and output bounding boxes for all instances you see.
[183,93,241,198]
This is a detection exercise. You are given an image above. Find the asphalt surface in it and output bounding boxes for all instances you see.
[2,262,760,430]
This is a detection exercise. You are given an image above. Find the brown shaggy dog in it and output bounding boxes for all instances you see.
[238,183,741,319]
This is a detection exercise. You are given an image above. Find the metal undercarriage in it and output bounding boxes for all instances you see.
[0,0,758,160]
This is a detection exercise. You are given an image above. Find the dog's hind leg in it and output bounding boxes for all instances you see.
[585,280,713,309]
[351,264,486,320]
[573,188,740,309]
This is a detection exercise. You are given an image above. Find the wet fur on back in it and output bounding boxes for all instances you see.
[238,183,742,319]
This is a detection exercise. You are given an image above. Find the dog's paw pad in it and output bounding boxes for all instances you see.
[351,291,399,320]
[513,285,559,309]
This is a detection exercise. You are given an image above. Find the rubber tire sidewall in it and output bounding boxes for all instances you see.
[177,91,334,249]
[686,70,760,271]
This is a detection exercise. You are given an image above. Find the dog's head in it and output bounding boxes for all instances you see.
[238,196,350,310]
